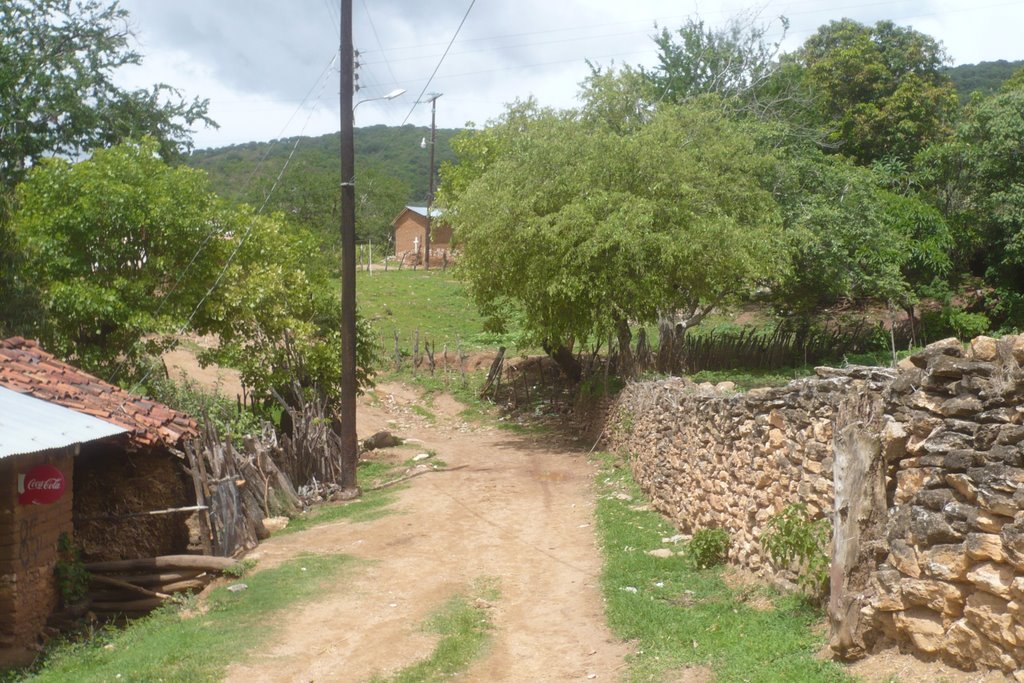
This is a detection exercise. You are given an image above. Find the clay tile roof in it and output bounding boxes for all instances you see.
[0,337,198,448]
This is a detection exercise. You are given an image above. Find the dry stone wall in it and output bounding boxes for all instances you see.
[608,336,1024,676]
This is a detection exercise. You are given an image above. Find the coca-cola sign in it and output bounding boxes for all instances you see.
[18,464,66,505]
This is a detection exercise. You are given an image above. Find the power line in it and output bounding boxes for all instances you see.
[359,0,399,85]
[400,0,477,126]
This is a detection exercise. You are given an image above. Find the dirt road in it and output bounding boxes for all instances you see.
[222,382,630,682]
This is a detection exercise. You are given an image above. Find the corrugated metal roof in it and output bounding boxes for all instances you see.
[0,386,128,459]
[406,205,442,218]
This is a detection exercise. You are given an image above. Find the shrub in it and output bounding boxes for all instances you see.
[54,533,89,605]
[688,528,730,568]
[761,504,831,599]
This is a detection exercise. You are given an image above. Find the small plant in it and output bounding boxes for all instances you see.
[687,528,730,569]
[223,558,257,578]
[54,533,89,605]
[761,503,831,598]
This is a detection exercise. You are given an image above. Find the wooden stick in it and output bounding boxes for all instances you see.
[76,505,209,522]
[89,574,171,599]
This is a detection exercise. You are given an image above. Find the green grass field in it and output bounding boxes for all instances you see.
[357,269,515,353]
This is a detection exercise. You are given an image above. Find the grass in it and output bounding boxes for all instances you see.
[594,453,850,683]
[277,461,404,534]
[357,269,516,353]
[367,578,499,683]
[688,366,817,391]
[15,554,356,683]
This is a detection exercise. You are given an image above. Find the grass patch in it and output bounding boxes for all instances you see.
[357,269,516,352]
[277,461,404,535]
[409,404,436,422]
[368,578,499,683]
[688,366,816,391]
[594,453,849,683]
[17,554,356,683]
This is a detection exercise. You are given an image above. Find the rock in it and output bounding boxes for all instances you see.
[939,396,984,418]
[915,488,955,511]
[226,583,248,593]
[967,561,1016,598]
[900,578,969,616]
[412,452,433,462]
[1000,520,1024,569]
[896,469,942,504]
[945,618,995,670]
[976,511,1010,534]
[910,507,965,546]
[880,419,909,462]
[946,473,979,502]
[892,608,947,653]
[362,430,403,451]
[647,548,674,559]
[262,516,289,534]
[888,540,921,578]
[1006,334,1024,364]
[965,533,1006,563]
[970,336,1000,362]
[964,591,1018,647]
[920,544,970,581]
[909,338,964,369]
[716,381,736,392]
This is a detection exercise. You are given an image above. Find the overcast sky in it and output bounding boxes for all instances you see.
[113,0,1024,150]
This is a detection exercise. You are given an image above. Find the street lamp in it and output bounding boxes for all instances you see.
[355,88,406,110]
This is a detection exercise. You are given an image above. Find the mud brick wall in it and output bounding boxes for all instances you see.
[0,449,74,664]
[608,336,1024,675]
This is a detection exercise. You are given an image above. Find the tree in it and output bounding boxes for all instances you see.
[0,0,213,190]
[783,19,958,164]
[439,99,787,378]
[644,12,789,112]
[9,138,377,398]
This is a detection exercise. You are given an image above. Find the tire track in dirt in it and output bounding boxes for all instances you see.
[221,382,629,682]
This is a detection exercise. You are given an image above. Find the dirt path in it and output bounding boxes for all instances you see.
[222,382,630,683]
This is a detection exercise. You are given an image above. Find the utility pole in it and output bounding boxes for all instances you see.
[338,0,359,494]
[423,93,441,270]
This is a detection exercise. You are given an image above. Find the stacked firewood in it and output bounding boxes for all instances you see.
[84,555,239,616]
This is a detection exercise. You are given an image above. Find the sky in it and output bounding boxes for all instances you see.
[113,0,1024,151]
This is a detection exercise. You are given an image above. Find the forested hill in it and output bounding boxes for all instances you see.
[946,59,1024,101]
[187,124,462,205]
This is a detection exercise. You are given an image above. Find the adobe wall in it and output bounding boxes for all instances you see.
[607,336,1024,675]
[0,449,74,665]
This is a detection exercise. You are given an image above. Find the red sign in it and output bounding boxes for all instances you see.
[18,464,66,505]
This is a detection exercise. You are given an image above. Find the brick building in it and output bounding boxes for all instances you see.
[392,205,453,267]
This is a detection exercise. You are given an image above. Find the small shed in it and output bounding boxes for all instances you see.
[393,205,453,266]
[0,387,127,665]
[0,338,199,562]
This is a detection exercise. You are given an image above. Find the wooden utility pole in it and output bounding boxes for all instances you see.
[338,0,359,493]
[424,93,441,269]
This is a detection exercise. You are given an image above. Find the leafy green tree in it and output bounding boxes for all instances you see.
[439,100,787,378]
[645,12,789,111]
[9,138,377,398]
[0,0,213,190]
[783,19,958,164]
[917,83,1024,326]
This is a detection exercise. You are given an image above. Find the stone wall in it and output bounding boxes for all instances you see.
[0,449,74,666]
[607,336,1024,675]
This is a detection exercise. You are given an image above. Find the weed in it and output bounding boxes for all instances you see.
[761,504,832,600]
[222,558,257,579]
[687,529,730,569]
[54,533,88,605]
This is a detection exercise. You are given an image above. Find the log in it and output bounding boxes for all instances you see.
[88,574,170,599]
[91,597,165,612]
[98,570,203,587]
[84,555,238,573]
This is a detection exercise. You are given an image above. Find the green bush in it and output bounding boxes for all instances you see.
[761,504,831,599]
[920,305,990,341]
[146,376,262,443]
[54,533,88,605]
[688,528,730,568]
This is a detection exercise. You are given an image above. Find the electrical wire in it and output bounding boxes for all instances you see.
[400,0,477,126]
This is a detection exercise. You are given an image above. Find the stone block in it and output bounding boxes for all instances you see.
[946,473,979,502]
[1000,521,1024,570]
[911,507,965,546]
[965,533,1007,563]
[910,338,965,369]
[969,560,1016,600]
[888,539,921,578]
[896,469,943,505]
[976,510,1010,534]
[970,336,1000,362]
[893,608,947,654]
[920,543,970,581]
[965,590,1018,647]
[901,578,969,616]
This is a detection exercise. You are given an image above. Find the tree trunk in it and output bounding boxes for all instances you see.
[543,341,582,382]
[615,318,633,380]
